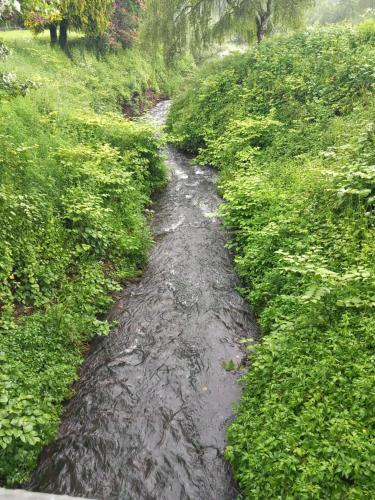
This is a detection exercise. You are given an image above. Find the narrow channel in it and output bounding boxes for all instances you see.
[30,101,258,500]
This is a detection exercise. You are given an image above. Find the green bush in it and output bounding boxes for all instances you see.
[168,24,375,498]
[0,31,176,485]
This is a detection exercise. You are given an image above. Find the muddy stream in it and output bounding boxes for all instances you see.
[30,102,258,500]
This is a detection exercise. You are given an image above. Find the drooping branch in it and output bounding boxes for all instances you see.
[142,0,314,61]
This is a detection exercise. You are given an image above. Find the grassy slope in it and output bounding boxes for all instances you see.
[0,30,178,113]
[0,31,185,485]
[168,23,375,498]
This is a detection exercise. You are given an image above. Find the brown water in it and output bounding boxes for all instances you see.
[30,102,258,500]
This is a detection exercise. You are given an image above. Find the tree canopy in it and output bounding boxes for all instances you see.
[142,0,315,60]
[23,0,112,46]
[20,0,143,48]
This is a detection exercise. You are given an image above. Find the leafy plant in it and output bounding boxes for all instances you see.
[0,29,182,486]
[169,22,375,498]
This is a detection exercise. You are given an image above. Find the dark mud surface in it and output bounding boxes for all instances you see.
[31,102,258,500]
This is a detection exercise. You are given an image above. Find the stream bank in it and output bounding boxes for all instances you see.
[30,101,258,500]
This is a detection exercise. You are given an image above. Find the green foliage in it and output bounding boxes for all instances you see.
[0,30,177,486]
[0,39,36,101]
[168,23,375,498]
[23,0,113,34]
[357,17,375,41]
[23,0,144,47]
[63,0,113,35]
[107,0,144,48]
[23,0,63,32]
[142,0,314,62]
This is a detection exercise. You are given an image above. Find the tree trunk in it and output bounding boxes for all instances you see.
[59,19,68,49]
[49,24,58,45]
[256,0,273,44]
[256,17,268,44]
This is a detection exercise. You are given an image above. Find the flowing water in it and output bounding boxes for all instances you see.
[31,102,258,500]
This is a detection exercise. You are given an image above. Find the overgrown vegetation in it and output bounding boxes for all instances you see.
[168,22,375,498]
[0,30,191,486]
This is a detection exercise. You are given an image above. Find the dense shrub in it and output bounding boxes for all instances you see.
[168,24,375,498]
[0,31,176,485]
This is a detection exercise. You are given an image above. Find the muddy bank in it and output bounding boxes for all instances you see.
[30,101,258,500]
[121,90,168,119]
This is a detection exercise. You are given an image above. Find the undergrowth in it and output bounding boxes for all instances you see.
[0,31,191,485]
[168,22,375,498]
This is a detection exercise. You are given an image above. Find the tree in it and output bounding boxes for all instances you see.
[23,1,62,45]
[23,0,114,48]
[108,0,144,48]
[142,0,315,61]
[65,0,113,37]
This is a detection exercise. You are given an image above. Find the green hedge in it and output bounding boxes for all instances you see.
[168,23,375,498]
